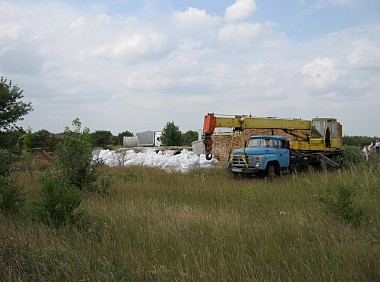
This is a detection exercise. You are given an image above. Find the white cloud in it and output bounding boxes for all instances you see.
[96,13,112,25]
[218,22,274,47]
[69,17,87,30]
[124,68,172,92]
[347,45,380,69]
[0,24,21,40]
[224,0,257,22]
[172,7,220,31]
[301,57,345,88]
[175,95,215,105]
[112,33,168,59]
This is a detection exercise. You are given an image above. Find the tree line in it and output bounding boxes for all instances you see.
[342,135,379,148]
[0,126,198,151]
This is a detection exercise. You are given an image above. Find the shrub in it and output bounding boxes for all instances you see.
[336,147,366,168]
[0,150,24,214]
[54,118,96,190]
[22,129,54,150]
[0,129,25,150]
[316,180,368,228]
[331,184,367,228]
[38,171,83,227]
[0,176,25,214]
[0,149,14,176]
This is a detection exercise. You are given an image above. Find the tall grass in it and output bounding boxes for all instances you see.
[1,163,380,281]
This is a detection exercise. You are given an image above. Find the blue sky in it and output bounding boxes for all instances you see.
[1,0,379,136]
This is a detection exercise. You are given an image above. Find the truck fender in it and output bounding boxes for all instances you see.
[265,161,280,180]
[262,155,279,169]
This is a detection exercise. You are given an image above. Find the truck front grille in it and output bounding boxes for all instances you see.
[231,156,248,167]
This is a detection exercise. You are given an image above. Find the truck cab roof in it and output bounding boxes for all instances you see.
[249,135,287,140]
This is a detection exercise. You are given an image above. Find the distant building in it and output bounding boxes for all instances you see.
[136,131,162,147]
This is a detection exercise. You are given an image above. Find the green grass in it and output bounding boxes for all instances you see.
[1,163,380,281]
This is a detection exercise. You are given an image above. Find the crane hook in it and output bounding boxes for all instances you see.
[203,134,213,160]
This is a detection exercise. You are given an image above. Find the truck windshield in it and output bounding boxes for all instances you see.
[248,138,277,148]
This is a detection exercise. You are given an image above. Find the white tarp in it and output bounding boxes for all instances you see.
[93,149,218,173]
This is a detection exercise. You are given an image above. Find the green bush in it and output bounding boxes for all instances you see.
[38,171,83,227]
[331,184,367,228]
[336,146,366,168]
[0,176,24,214]
[317,180,368,228]
[22,129,60,151]
[0,129,25,150]
[0,149,24,214]
[54,118,96,191]
[0,149,14,176]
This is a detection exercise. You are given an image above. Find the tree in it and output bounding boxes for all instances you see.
[22,129,60,150]
[91,130,113,148]
[181,130,198,146]
[0,77,33,132]
[161,121,182,146]
[0,128,25,150]
[342,135,377,147]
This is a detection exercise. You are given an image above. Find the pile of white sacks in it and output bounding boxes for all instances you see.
[92,148,219,173]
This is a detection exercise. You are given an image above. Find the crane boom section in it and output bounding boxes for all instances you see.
[203,114,311,135]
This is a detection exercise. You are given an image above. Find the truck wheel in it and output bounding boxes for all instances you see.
[267,165,277,181]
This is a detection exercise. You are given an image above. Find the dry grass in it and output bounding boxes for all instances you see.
[1,163,380,281]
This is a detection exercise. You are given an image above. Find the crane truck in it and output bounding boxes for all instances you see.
[202,113,342,179]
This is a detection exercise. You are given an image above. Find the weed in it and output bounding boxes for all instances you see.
[316,176,368,228]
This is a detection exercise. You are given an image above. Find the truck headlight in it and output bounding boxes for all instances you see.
[255,161,260,167]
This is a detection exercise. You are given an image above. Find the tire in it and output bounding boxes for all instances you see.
[267,164,277,181]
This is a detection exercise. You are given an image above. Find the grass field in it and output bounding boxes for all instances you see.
[1,159,380,281]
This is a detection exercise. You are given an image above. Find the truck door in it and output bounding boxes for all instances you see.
[277,139,290,168]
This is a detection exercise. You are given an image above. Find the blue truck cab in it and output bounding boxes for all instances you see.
[227,135,291,179]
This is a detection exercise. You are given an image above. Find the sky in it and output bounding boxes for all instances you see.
[1,0,379,136]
